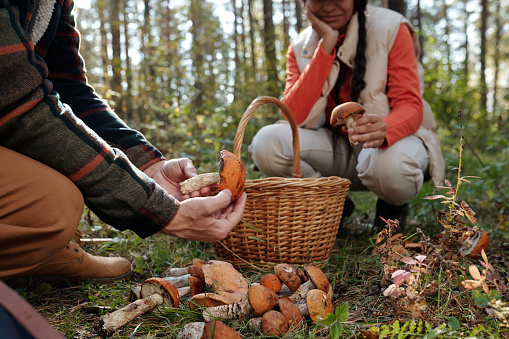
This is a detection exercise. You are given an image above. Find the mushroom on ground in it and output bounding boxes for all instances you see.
[304,265,330,293]
[202,260,249,303]
[274,264,302,292]
[248,295,304,332]
[190,262,250,322]
[188,292,232,310]
[94,277,179,337]
[279,265,332,303]
[130,276,203,301]
[330,102,366,146]
[459,229,489,259]
[276,298,303,330]
[260,310,289,337]
[177,320,241,339]
[179,150,246,202]
[202,320,241,339]
[248,284,279,317]
[299,289,334,323]
[161,258,206,283]
[260,273,282,293]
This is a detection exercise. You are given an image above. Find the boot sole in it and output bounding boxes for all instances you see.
[5,267,134,288]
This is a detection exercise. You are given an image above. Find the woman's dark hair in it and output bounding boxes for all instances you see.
[350,0,368,102]
[332,0,368,166]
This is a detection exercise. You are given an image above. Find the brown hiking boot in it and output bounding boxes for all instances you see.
[6,242,133,287]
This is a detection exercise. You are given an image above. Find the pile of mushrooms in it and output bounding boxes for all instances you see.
[184,263,334,337]
[94,260,335,338]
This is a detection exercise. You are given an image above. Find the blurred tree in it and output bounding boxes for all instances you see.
[262,0,280,97]
[110,0,123,116]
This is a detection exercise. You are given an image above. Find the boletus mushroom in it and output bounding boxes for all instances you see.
[302,289,334,323]
[179,150,246,202]
[94,277,179,337]
[248,284,279,317]
[459,229,489,259]
[330,102,366,146]
[259,273,282,293]
[260,310,289,337]
[202,320,241,339]
[274,264,302,292]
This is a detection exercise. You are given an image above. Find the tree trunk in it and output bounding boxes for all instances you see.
[232,0,240,103]
[479,0,488,113]
[294,0,303,32]
[461,0,470,77]
[282,0,290,52]
[262,0,280,97]
[388,0,406,16]
[492,0,501,125]
[97,0,109,89]
[122,0,133,120]
[248,0,256,72]
[110,0,123,116]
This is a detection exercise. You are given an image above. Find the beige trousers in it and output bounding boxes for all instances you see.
[0,146,84,278]
[249,122,430,206]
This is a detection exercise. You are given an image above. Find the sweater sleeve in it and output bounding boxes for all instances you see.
[0,0,177,238]
[383,24,423,147]
[282,42,336,125]
[44,1,163,171]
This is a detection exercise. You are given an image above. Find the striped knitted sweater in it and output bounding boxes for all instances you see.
[0,0,179,238]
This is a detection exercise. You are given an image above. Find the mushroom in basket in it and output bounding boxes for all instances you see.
[179,150,246,202]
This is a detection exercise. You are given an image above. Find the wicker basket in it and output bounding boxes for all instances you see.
[213,96,351,268]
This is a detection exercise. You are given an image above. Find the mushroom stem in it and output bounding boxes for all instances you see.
[163,267,190,277]
[284,280,314,303]
[344,115,356,145]
[94,293,163,337]
[178,322,206,339]
[162,274,192,288]
[179,173,221,195]
[202,298,251,322]
[281,279,333,303]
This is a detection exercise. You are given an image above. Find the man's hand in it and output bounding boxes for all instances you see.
[344,114,387,148]
[160,190,247,242]
[143,158,212,201]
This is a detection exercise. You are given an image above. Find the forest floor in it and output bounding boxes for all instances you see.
[16,187,509,338]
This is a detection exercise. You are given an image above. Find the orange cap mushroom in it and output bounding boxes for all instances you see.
[179,150,245,201]
[330,102,366,146]
[260,273,282,293]
[277,298,303,330]
[248,284,279,317]
[260,310,289,337]
[94,277,179,337]
[459,229,489,259]
[218,150,246,201]
[275,264,302,292]
[304,265,330,293]
[203,320,241,339]
[305,289,334,323]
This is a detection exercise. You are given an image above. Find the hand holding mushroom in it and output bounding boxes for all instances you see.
[330,102,387,148]
[179,150,246,202]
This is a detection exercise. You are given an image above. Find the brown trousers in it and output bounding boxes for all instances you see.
[0,146,84,278]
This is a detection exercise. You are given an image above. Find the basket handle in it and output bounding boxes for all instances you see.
[233,96,303,179]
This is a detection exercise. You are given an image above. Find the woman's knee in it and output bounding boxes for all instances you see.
[249,124,294,177]
[357,139,429,205]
